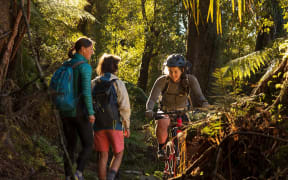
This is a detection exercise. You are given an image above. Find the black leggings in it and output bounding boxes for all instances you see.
[61,114,93,176]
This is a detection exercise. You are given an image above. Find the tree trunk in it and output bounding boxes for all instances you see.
[0,0,23,90]
[137,37,155,92]
[255,0,283,51]
[137,0,158,92]
[0,0,12,62]
[186,0,217,95]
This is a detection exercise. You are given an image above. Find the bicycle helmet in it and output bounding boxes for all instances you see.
[165,54,186,67]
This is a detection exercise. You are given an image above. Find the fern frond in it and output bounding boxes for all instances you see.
[210,67,236,104]
[223,49,273,80]
[35,0,97,27]
[211,67,233,94]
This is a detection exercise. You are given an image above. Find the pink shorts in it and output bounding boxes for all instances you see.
[94,130,124,154]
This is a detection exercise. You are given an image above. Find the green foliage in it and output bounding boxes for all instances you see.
[201,119,223,137]
[7,125,52,171]
[94,0,185,85]
[32,135,62,164]
[34,0,95,26]
[125,82,148,127]
[281,1,288,32]
[211,37,288,104]
[9,46,39,88]
[29,0,96,74]
[223,48,273,80]
[121,129,162,176]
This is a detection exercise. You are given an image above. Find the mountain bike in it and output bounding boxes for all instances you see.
[154,110,190,179]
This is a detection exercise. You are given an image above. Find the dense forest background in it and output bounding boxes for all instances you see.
[1,0,288,179]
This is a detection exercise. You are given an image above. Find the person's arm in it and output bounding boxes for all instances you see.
[188,74,209,107]
[115,80,131,137]
[146,76,167,111]
[79,64,95,118]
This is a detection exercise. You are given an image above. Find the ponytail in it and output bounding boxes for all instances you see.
[67,37,93,58]
[68,47,76,58]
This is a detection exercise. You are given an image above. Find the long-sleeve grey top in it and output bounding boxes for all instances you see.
[146,74,208,111]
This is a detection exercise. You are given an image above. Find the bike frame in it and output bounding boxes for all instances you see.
[155,110,189,179]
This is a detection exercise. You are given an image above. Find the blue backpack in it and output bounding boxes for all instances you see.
[49,60,85,111]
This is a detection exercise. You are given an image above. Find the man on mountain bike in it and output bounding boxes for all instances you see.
[145,54,209,159]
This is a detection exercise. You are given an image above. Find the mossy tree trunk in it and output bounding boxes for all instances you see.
[186,0,218,95]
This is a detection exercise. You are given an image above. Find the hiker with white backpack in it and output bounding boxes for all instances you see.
[50,37,95,180]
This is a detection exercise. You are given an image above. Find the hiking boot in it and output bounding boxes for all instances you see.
[74,170,84,180]
[157,149,166,160]
[107,169,117,180]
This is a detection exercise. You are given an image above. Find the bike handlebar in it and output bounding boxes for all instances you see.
[154,106,212,116]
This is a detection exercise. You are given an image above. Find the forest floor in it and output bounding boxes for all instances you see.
[1,102,288,180]
[0,122,163,180]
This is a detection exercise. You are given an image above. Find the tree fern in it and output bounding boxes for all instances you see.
[211,38,287,100]
[222,48,274,80]
[211,67,233,95]
[34,0,96,27]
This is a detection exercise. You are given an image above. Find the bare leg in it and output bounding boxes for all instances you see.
[98,151,109,180]
[106,151,124,180]
[156,117,170,144]
[110,150,124,171]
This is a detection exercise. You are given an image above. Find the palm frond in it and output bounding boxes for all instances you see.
[183,0,252,34]
[238,0,242,23]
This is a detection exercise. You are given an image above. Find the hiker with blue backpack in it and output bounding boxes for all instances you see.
[91,54,131,180]
[50,37,95,180]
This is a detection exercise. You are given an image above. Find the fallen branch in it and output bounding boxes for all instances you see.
[228,141,232,180]
[212,148,222,180]
[218,131,288,148]
[169,145,216,180]
[265,66,288,111]
[184,145,216,176]
[252,58,287,96]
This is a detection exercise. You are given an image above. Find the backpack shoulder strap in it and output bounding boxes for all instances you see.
[110,79,118,97]
[72,61,85,69]
[161,75,170,95]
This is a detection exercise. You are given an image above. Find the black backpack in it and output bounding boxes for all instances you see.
[92,79,120,129]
